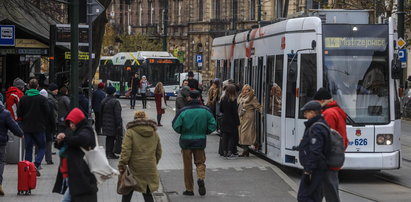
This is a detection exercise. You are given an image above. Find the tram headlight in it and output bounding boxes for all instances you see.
[376,134,393,145]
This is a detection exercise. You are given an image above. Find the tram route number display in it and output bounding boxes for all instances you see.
[349,138,368,146]
[324,37,386,50]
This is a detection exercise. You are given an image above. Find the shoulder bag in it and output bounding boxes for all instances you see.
[117,166,137,195]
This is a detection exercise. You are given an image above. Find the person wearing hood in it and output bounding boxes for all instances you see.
[313,88,348,202]
[0,100,24,195]
[92,82,106,135]
[5,78,25,120]
[17,79,50,176]
[118,110,162,202]
[101,86,123,159]
[53,108,98,202]
[40,89,57,165]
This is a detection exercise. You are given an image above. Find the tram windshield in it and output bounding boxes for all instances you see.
[144,59,182,86]
[322,24,389,124]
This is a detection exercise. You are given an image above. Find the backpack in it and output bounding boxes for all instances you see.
[311,122,345,168]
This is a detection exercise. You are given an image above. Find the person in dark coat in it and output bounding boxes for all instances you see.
[57,86,71,133]
[0,100,24,195]
[92,82,106,135]
[297,101,328,202]
[17,78,50,176]
[39,89,57,165]
[129,73,140,109]
[101,86,123,159]
[176,84,190,113]
[219,84,240,159]
[154,82,166,126]
[53,108,98,202]
[78,88,89,116]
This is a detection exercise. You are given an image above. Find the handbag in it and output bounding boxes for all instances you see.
[117,166,137,195]
[161,95,167,109]
[81,131,119,184]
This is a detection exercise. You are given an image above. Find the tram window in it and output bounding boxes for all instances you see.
[286,55,297,118]
[239,59,244,85]
[234,59,239,82]
[266,56,275,115]
[223,60,228,81]
[275,55,284,116]
[298,54,317,118]
[247,58,253,84]
[216,60,221,79]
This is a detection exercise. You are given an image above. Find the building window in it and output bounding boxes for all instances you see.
[250,0,255,20]
[198,0,203,21]
[139,1,142,26]
[149,1,154,25]
[213,0,220,19]
[178,0,182,24]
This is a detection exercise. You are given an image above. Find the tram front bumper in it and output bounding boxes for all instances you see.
[342,151,400,170]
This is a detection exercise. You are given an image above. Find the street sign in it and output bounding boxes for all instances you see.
[65,51,90,60]
[196,54,202,63]
[0,25,15,46]
[56,24,89,46]
[87,0,105,23]
[399,49,407,62]
[398,37,407,49]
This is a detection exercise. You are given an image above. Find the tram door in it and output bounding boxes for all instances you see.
[285,54,298,150]
[254,57,265,152]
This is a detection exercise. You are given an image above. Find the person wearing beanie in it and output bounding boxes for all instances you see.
[118,110,161,202]
[0,100,23,195]
[101,86,123,159]
[172,89,216,196]
[78,87,89,116]
[53,108,97,202]
[17,78,51,176]
[92,82,106,135]
[313,87,348,202]
[5,78,25,120]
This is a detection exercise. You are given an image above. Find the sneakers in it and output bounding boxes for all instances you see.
[226,154,238,160]
[46,161,54,165]
[0,184,4,196]
[197,179,206,196]
[182,190,194,196]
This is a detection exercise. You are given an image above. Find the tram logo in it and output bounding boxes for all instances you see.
[355,129,362,137]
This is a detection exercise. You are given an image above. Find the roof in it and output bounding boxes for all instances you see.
[0,0,59,41]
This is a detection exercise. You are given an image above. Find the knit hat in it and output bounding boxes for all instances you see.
[98,82,105,89]
[106,86,116,95]
[189,90,200,99]
[13,78,26,90]
[65,108,85,126]
[49,83,58,91]
[134,110,147,119]
[313,87,332,100]
[188,71,194,77]
[40,89,48,98]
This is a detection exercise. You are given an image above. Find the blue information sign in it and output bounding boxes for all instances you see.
[0,25,15,46]
[399,49,407,63]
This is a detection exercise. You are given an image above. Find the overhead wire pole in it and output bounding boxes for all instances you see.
[70,0,79,108]
[162,0,168,51]
[87,0,93,119]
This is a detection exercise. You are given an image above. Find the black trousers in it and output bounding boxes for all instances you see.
[130,91,137,107]
[141,93,147,108]
[122,186,154,202]
[94,112,102,135]
[221,132,236,156]
[297,170,325,202]
[105,136,116,156]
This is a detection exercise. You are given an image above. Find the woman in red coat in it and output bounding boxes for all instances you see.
[154,82,166,126]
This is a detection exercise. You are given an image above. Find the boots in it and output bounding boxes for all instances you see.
[239,146,250,157]
[157,115,163,126]
[0,184,5,195]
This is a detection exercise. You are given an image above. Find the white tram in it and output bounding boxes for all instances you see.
[211,12,402,170]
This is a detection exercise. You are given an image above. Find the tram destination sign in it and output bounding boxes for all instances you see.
[324,37,386,50]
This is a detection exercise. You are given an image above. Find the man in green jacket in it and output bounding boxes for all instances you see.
[172,90,216,196]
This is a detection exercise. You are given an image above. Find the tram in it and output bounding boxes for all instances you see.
[211,11,402,170]
[99,51,183,97]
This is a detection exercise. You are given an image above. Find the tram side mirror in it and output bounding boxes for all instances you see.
[311,40,317,50]
[391,58,402,79]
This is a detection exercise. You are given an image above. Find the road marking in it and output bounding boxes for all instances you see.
[234,167,243,171]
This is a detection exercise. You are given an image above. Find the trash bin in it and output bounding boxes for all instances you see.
[5,131,24,164]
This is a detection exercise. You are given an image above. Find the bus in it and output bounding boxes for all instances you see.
[99,51,183,97]
[211,10,402,170]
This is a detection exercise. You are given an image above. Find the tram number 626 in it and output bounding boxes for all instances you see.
[354,138,368,146]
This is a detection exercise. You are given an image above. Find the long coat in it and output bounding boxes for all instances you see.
[237,92,261,145]
[53,120,98,202]
[101,95,122,137]
[154,92,166,115]
[118,118,162,193]
[206,86,220,114]
[219,97,240,134]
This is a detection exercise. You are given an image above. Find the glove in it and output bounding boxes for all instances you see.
[118,165,125,173]
[303,172,311,185]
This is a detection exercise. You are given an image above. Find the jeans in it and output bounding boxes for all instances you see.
[24,132,46,168]
[62,178,71,202]
[0,145,5,184]
[122,186,153,202]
